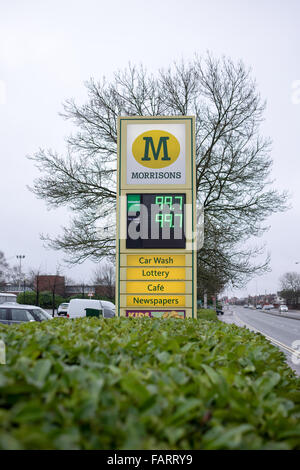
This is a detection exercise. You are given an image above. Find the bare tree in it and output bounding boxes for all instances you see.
[77,280,87,298]
[93,261,115,300]
[65,276,75,285]
[6,265,23,285]
[27,267,43,306]
[39,266,64,316]
[29,54,288,288]
[279,272,300,307]
[0,251,9,287]
[197,218,270,292]
[280,272,300,292]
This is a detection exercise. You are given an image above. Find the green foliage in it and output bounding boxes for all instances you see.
[197,309,217,320]
[16,291,66,309]
[0,318,299,450]
[16,291,37,305]
[39,292,66,309]
[44,292,65,309]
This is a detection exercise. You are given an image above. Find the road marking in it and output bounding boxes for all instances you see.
[234,312,300,359]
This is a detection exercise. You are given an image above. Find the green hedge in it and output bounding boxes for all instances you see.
[16,291,37,306]
[0,318,299,450]
[16,291,67,309]
[197,309,218,320]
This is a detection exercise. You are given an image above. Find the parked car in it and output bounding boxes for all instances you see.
[256,305,262,309]
[279,305,288,313]
[243,305,249,308]
[216,308,224,315]
[57,302,69,316]
[263,304,274,310]
[67,299,115,319]
[0,303,53,325]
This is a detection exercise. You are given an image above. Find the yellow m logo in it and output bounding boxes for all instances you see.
[132,130,180,169]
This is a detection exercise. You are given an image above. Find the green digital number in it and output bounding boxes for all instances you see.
[165,196,173,209]
[174,213,183,228]
[174,196,183,210]
[155,196,164,209]
[155,213,174,228]
[154,195,184,229]
[155,195,183,211]
[155,213,163,227]
[165,213,173,228]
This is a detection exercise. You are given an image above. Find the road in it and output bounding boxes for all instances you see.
[221,305,300,376]
[255,308,300,321]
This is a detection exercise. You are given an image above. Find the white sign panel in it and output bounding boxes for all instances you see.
[126,123,186,185]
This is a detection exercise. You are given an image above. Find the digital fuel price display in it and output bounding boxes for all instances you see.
[126,193,186,249]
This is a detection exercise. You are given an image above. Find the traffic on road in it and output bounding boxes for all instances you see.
[222,305,300,376]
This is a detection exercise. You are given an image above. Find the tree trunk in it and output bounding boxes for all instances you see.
[213,294,217,310]
[52,292,55,317]
[204,292,207,309]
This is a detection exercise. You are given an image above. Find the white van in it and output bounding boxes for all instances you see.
[0,293,17,304]
[67,299,115,319]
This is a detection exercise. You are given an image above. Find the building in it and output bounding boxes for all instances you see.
[0,284,33,295]
[65,285,95,297]
[35,275,65,297]
[1,274,115,301]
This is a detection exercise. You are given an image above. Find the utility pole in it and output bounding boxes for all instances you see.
[16,255,25,293]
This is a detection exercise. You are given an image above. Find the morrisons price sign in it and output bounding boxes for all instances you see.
[116,116,197,318]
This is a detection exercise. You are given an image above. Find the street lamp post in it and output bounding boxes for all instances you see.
[16,255,25,293]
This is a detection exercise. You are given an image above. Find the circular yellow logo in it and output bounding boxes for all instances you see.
[132,130,180,169]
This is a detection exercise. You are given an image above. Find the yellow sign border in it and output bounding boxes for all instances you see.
[116,116,197,318]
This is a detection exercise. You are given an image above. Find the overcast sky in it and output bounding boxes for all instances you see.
[0,0,299,296]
